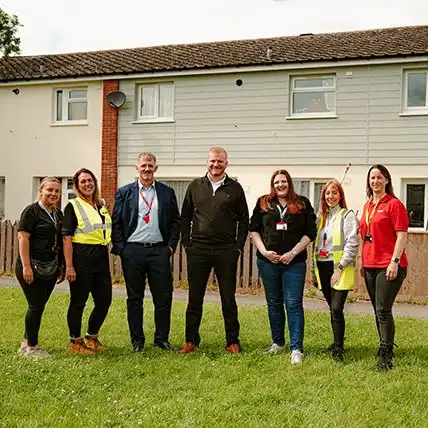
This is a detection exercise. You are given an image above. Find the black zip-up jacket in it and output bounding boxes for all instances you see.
[249,195,317,265]
[181,174,249,250]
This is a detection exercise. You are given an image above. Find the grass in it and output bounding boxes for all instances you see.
[1,287,428,428]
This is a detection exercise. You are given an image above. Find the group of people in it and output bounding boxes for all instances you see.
[15,147,408,371]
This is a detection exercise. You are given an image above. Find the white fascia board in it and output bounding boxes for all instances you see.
[1,55,428,87]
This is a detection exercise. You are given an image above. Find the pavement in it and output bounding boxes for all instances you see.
[1,276,427,319]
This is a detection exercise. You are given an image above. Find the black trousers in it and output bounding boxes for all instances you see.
[121,243,173,346]
[364,267,407,347]
[67,267,112,339]
[317,261,349,347]
[16,260,56,347]
[185,246,240,346]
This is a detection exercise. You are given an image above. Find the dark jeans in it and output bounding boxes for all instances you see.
[67,268,112,338]
[317,261,349,347]
[16,260,56,347]
[185,246,240,346]
[257,259,306,351]
[364,267,407,347]
[121,243,173,347]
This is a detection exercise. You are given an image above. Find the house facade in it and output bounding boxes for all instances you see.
[0,25,427,232]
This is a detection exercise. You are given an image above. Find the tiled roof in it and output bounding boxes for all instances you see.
[1,25,428,82]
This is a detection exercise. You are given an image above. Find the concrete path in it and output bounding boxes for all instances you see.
[1,276,427,319]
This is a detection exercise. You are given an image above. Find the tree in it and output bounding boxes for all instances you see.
[0,8,22,59]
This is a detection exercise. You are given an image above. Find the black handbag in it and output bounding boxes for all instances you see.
[31,207,60,281]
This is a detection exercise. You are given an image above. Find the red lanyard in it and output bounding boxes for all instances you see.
[139,187,155,214]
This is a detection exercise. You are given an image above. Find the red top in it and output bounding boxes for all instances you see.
[359,194,408,268]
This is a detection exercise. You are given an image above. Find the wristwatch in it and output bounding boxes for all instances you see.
[292,249,298,256]
[391,257,400,264]
[338,264,344,271]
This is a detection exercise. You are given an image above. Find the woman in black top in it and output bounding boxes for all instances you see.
[250,170,316,365]
[16,177,64,358]
[62,168,112,354]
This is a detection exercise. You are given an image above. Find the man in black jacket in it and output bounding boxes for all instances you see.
[180,147,249,354]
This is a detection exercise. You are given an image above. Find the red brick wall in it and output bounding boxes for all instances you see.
[101,80,119,211]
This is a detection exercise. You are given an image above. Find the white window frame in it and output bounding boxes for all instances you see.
[402,179,428,232]
[52,87,88,125]
[294,179,329,210]
[34,177,76,209]
[288,75,337,119]
[135,82,175,123]
[402,70,428,115]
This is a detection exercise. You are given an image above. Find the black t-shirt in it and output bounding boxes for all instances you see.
[18,202,63,262]
[62,202,109,273]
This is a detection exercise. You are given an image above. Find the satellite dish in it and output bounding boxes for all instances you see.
[107,91,126,108]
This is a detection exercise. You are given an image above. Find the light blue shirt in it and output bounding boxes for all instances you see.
[127,182,163,244]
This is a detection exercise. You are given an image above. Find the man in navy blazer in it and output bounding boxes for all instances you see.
[111,152,180,352]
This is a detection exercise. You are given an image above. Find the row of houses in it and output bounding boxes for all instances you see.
[1,25,428,232]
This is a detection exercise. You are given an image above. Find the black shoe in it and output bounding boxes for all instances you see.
[377,345,394,371]
[331,344,344,363]
[154,341,179,351]
[133,342,145,353]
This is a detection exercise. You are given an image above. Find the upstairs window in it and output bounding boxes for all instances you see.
[137,83,174,122]
[290,76,336,118]
[54,88,88,124]
[403,71,428,114]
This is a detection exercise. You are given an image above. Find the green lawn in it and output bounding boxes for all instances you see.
[1,287,428,428]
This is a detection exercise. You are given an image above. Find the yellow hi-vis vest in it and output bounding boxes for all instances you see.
[313,208,355,291]
[69,197,112,246]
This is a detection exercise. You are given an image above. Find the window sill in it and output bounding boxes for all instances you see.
[399,111,428,117]
[408,228,428,234]
[50,121,89,127]
[132,118,175,124]
[285,114,337,120]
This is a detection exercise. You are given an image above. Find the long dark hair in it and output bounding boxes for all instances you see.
[260,169,303,214]
[366,164,395,199]
[73,168,103,206]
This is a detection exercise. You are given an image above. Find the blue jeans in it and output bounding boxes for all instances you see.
[257,259,306,351]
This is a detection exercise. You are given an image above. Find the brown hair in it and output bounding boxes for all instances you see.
[366,164,395,199]
[318,179,347,228]
[73,168,103,206]
[260,169,303,213]
[37,177,61,201]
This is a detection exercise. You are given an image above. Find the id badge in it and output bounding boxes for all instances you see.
[276,221,287,231]
[318,248,329,258]
[364,234,373,243]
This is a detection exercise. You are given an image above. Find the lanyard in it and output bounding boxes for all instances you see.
[139,186,155,214]
[322,233,327,248]
[277,205,288,221]
[38,202,57,226]
[365,199,380,233]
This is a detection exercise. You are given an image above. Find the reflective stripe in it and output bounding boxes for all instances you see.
[72,199,111,234]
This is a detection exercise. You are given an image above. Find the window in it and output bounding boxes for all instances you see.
[35,177,76,209]
[137,83,174,121]
[290,76,336,117]
[403,180,428,230]
[53,88,88,124]
[294,180,328,211]
[157,179,192,209]
[0,177,5,218]
[403,71,428,113]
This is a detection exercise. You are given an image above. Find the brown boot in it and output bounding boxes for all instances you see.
[179,342,198,354]
[84,335,106,351]
[70,338,95,355]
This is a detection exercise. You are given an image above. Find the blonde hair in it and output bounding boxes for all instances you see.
[37,177,61,201]
[136,152,157,163]
[208,147,228,159]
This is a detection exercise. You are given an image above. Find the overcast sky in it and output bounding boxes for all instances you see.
[2,0,428,56]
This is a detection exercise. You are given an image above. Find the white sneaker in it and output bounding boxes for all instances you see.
[266,343,284,355]
[290,349,304,365]
[23,346,51,359]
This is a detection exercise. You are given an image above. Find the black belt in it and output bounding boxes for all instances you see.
[131,242,165,248]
